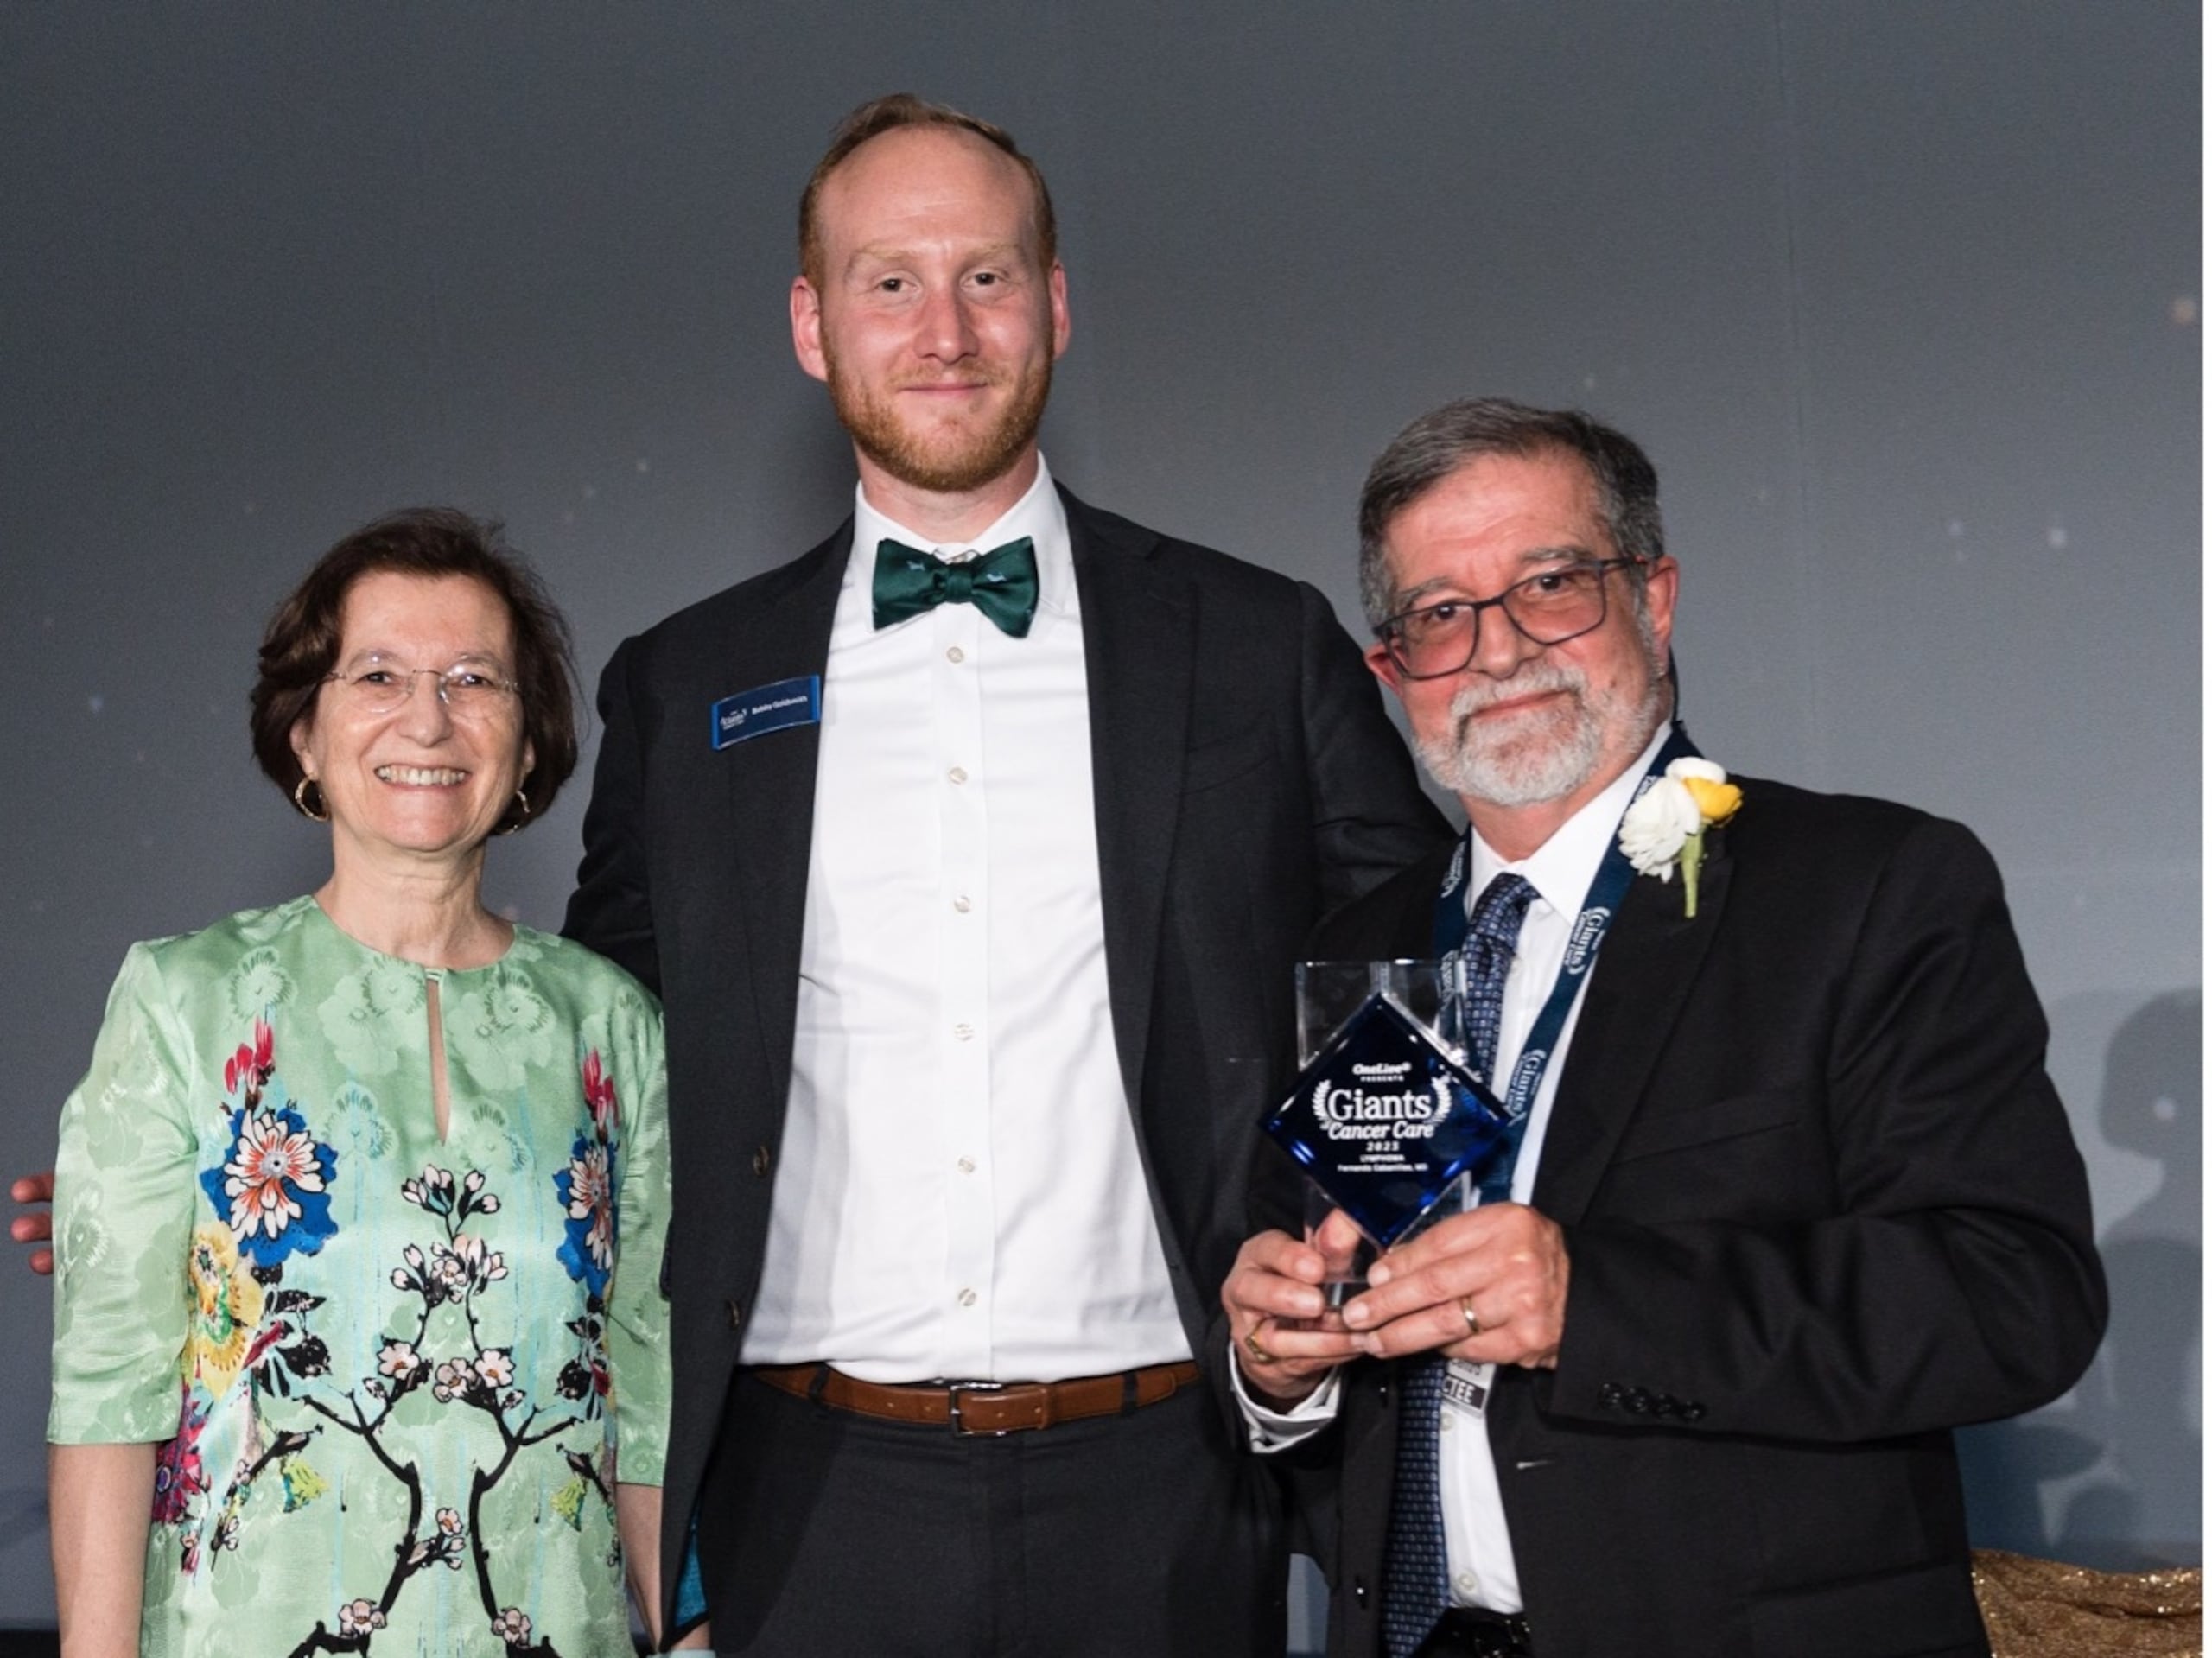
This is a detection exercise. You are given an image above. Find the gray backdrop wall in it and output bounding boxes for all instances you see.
[0,2,2196,1628]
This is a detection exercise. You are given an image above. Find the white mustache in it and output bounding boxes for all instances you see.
[1449,660,1586,721]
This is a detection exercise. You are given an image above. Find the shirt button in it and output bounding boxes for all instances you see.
[1440,1412,1454,1433]
[952,895,972,913]
[948,765,969,785]
[946,645,965,664]
[957,1287,977,1307]
[957,1157,976,1174]
[953,1023,975,1041]
[1456,1572,1478,1596]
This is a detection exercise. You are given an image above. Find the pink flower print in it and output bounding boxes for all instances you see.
[150,1390,209,1526]
[223,1017,275,1100]
[429,1247,470,1298]
[376,1341,422,1382]
[491,1608,533,1643]
[427,1234,505,1299]
[475,1348,515,1389]
[337,1599,386,1636]
[460,1234,507,1289]
[581,1048,619,1134]
[565,1143,614,1269]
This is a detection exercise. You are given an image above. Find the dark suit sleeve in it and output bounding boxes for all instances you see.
[1203,589,1446,1445]
[1242,586,1446,1257]
[563,635,663,994]
[1547,818,2106,1441]
[1294,581,1451,913]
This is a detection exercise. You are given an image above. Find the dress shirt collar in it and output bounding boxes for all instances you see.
[849,456,1076,622]
[1465,721,1675,919]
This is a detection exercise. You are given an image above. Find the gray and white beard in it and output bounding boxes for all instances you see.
[1414,653,1667,810]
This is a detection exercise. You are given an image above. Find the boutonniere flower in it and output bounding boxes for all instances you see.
[1618,758,1744,917]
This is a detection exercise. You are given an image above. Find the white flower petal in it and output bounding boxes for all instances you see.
[1665,756,1728,785]
[1618,778,1700,874]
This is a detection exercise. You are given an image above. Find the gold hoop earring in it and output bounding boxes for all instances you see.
[293,777,330,823]
[495,785,531,835]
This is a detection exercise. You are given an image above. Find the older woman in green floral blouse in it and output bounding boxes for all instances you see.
[48,510,679,1657]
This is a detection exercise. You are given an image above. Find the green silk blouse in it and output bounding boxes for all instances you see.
[49,896,671,1657]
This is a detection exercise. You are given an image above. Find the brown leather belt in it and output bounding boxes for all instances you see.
[753,1360,1203,1436]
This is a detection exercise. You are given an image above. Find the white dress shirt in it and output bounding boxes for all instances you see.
[738,458,1192,1384]
[1238,722,1674,1615]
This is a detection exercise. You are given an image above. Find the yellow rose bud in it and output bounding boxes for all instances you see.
[1681,777,1743,827]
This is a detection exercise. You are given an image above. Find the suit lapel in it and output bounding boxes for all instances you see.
[1066,489,1195,1109]
[1530,841,1733,1225]
[723,522,851,1108]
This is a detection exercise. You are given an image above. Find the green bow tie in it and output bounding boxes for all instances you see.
[871,537,1039,638]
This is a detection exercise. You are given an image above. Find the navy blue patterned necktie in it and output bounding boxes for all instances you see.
[1381,871,1536,1658]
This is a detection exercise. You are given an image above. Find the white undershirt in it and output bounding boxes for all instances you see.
[1236,723,1672,1614]
[738,458,1191,1383]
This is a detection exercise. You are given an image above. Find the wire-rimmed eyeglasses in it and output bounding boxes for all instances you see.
[1374,558,1645,680]
[321,654,521,718]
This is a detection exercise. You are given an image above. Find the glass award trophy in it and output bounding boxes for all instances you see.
[1262,960,1510,1259]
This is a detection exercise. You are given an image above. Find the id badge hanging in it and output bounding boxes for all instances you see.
[1443,1358,1493,1420]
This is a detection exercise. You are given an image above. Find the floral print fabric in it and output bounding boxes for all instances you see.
[49,897,671,1657]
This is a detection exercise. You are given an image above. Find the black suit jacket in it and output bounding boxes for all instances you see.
[562,486,1450,1618]
[1308,778,2105,1658]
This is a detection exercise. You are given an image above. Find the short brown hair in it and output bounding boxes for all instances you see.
[249,507,582,835]
[798,93,1057,287]
[1357,399,1665,630]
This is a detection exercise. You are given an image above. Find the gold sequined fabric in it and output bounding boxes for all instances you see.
[1974,1548,2202,1658]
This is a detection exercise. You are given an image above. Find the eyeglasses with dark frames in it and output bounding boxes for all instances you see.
[1375,557,1646,681]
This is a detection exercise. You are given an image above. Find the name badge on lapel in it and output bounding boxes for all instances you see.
[710,675,822,750]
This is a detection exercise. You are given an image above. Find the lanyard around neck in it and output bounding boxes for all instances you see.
[1431,725,1700,1204]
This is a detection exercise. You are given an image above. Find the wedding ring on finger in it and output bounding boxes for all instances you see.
[1459,1295,1483,1336]
[1244,1322,1279,1365]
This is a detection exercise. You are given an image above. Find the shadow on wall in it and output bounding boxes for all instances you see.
[1959,988,2202,1570]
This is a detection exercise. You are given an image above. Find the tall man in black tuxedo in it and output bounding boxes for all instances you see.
[561,97,1445,1654]
[1221,400,2105,1658]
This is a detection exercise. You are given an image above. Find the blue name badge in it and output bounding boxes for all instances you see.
[710,675,822,750]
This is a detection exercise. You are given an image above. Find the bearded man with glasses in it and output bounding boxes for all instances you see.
[1374,555,1663,812]
[1220,398,2105,1658]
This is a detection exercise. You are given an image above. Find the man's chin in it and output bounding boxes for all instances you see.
[1456,758,1595,810]
[1460,704,1579,770]
[848,412,1039,495]
[833,365,1052,499]
[1426,723,1601,809]
[883,443,1020,494]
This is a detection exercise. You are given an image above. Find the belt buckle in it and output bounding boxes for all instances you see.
[941,1379,1007,1437]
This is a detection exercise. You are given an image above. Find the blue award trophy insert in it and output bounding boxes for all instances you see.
[1262,962,1510,1249]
